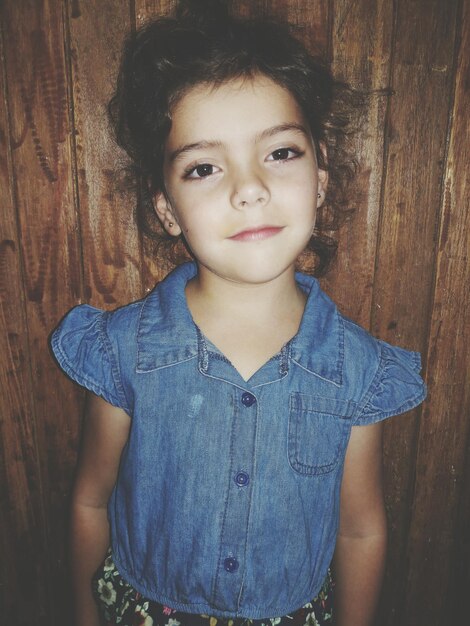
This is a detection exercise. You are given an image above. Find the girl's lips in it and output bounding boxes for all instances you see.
[228,226,284,242]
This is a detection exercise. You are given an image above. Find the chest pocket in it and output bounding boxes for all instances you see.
[288,393,356,476]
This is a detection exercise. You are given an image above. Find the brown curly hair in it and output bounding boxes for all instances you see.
[109,0,363,275]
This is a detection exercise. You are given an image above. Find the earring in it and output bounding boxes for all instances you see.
[317,193,321,199]
[168,221,174,228]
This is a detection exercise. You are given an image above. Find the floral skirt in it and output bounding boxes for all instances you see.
[92,550,334,626]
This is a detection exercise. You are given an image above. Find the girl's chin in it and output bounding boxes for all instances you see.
[196,260,297,287]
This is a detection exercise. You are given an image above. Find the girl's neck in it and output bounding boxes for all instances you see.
[185,265,307,381]
[185,265,305,326]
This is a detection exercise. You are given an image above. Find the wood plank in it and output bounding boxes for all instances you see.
[404,0,470,621]
[67,0,144,305]
[0,20,50,626]
[325,0,393,326]
[1,0,84,622]
[137,0,325,27]
[370,1,460,624]
[372,0,459,346]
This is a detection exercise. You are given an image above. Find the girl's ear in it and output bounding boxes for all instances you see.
[317,142,329,207]
[154,191,182,236]
[317,167,329,207]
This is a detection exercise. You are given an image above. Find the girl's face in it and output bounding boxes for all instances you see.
[155,74,327,287]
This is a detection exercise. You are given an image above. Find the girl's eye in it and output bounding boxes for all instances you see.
[185,163,216,179]
[268,147,302,161]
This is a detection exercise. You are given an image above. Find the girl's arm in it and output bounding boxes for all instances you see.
[333,421,388,626]
[70,393,131,626]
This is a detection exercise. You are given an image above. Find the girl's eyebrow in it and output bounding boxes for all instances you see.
[256,122,309,142]
[169,123,309,163]
[169,140,223,163]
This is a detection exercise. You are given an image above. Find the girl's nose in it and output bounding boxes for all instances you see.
[230,169,270,210]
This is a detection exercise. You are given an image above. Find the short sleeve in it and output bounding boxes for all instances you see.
[354,341,427,425]
[50,305,130,412]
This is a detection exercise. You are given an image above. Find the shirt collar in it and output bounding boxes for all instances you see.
[136,262,199,372]
[136,262,344,385]
[290,272,344,386]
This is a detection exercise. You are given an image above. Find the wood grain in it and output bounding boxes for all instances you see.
[404,0,470,621]
[1,0,84,621]
[0,22,50,626]
[369,2,459,623]
[67,0,144,306]
[326,0,393,326]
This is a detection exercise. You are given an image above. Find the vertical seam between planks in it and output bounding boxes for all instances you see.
[63,0,86,305]
[59,7,88,617]
[55,2,88,622]
[369,0,398,335]
[130,0,137,34]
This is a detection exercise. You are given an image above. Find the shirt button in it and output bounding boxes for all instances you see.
[241,392,256,407]
[235,471,250,487]
[224,557,239,573]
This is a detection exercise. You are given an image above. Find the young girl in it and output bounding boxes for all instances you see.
[51,2,426,625]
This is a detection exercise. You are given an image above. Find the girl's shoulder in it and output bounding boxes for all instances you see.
[50,263,186,348]
[49,296,149,413]
[50,263,196,383]
[340,315,426,425]
[293,271,426,424]
[342,314,422,375]
[51,297,144,354]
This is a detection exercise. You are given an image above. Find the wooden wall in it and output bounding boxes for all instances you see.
[0,1,468,624]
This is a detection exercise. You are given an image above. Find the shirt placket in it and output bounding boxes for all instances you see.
[212,388,258,612]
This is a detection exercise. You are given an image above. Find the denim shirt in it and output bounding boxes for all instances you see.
[51,262,426,619]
